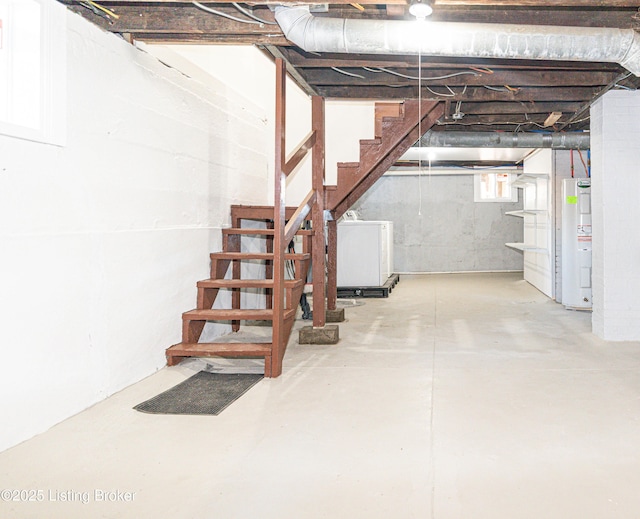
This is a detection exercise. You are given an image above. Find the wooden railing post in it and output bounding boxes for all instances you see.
[311,96,326,327]
[272,58,287,377]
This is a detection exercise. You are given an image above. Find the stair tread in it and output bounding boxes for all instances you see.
[183,308,297,320]
[197,278,303,288]
[337,161,360,169]
[360,138,382,146]
[167,342,272,356]
[210,252,311,260]
[222,228,313,236]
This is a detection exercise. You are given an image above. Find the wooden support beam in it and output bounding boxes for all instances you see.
[326,218,338,312]
[262,45,319,98]
[315,85,602,102]
[284,189,316,246]
[311,96,326,328]
[87,1,640,6]
[283,50,622,71]
[63,4,285,37]
[302,69,617,87]
[454,101,584,115]
[284,131,316,177]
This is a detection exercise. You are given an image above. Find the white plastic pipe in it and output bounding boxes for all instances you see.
[274,6,640,76]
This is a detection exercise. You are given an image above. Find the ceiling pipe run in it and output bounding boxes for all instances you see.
[420,131,590,149]
[274,6,640,76]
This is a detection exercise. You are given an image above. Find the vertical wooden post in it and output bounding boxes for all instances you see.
[265,219,274,310]
[311,96,326,328]
[231,213,241,332]
[327,217,338,311]
[271,58,287,377]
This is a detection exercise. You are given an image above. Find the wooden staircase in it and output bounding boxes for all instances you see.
[165,209,312,378]
[326,100,444,218]
[165,60,444,378]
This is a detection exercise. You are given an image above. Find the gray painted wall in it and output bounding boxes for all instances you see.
[351,174,524,272]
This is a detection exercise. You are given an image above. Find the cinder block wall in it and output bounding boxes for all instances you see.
[591,90,640,340]
[0,8,269,451]
[352,174,524,273]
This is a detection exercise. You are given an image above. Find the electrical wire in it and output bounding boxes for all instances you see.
[577,149,590,177]
[192,1,267,25]
[78,0,119,20]
[331,67,366,79]
[483,85,512,92]
[425,86,456,97]
[437,119,549,128]
[364,67,479,81]
[570,149,575,178]
[469,66,494,74]
[231,3,278,25]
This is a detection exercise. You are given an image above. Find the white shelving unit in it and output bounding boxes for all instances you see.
[506,152,555,300]
[506,173,550,256]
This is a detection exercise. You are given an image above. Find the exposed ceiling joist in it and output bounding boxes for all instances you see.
[61,0,640,133]
[85,0,640,5]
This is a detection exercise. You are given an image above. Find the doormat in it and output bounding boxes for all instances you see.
[134,372,263,415]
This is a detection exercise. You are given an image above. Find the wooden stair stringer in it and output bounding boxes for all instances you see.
[277,269,308,366]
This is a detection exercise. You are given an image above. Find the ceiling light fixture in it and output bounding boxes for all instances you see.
[409,0,433,21]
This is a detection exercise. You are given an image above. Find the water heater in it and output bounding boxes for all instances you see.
[561,178,592,309]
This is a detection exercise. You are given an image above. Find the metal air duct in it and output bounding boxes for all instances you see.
[420,131,590,149]
[274,6,640,76]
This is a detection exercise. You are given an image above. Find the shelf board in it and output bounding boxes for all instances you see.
[505,210,546,218]
[511,173,549,188]
[505,242,548,253]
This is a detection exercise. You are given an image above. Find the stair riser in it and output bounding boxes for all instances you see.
[182,320,206,344]
[197,287,219,310]
[196,287,303,312]
[210,258,231,282]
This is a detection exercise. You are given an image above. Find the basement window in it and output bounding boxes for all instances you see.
[0,0,66,145]
[474,172,518,202]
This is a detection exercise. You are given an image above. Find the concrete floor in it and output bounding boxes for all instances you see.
[2,272,640,518]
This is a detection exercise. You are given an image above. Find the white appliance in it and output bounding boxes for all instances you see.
[561,178,592,309]
[337,221,393,287]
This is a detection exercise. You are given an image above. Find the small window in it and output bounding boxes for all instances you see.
[474,172,517,202]
[0,0,66,145]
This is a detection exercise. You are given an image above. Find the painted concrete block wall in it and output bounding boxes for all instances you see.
[325,101,376,186]
[352,174,524,272]
[161,44,311,205]
[0,7,269,452]
[591,90,640,340]
[160,45,376,205]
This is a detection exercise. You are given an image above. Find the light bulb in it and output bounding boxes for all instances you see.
[409,0,433,21]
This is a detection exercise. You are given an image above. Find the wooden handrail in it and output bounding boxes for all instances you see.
[283,130,316,177]
[283,189,316,246]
